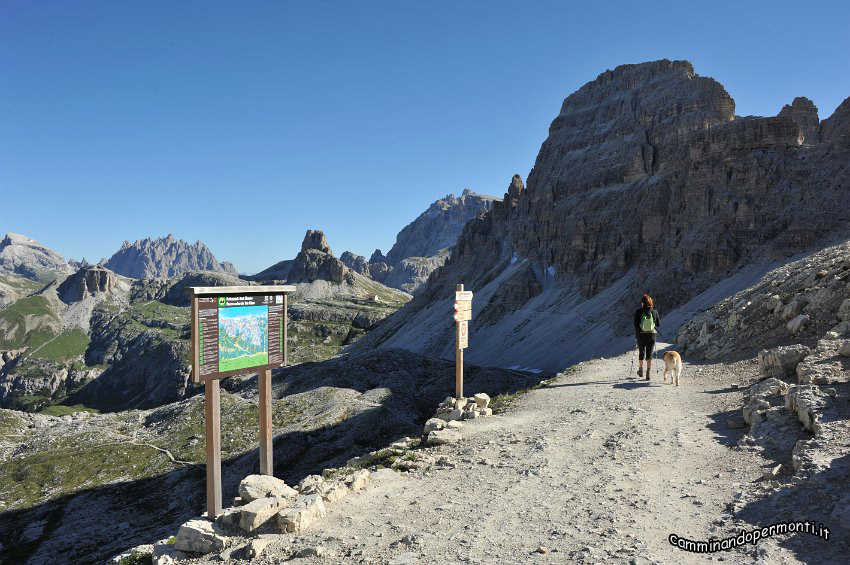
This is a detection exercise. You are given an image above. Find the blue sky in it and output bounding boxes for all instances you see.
[2,1,848,274]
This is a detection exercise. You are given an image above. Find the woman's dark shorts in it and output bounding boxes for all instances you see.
[637,333,656,360]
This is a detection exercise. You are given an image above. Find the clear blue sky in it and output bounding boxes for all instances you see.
[2,1,848,275]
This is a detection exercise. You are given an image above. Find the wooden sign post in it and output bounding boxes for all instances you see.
[189,285,295,518]
[454,284,472,399]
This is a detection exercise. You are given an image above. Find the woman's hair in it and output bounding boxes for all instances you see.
[641,294,654,309]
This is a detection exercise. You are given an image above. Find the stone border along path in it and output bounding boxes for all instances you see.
[122,346,847,564]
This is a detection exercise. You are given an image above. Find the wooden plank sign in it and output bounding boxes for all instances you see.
[454,310,471,322]
[187,284,295,518]
[454,301,471,312]
[456,290,473,301]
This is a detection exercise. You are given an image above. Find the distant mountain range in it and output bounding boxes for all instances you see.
[103,235,238,279]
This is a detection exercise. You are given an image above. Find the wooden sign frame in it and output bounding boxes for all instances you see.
[187,285,296,517]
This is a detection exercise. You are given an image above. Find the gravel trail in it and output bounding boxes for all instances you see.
[196,346,844,564]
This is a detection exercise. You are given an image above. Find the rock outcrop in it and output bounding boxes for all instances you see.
[778,96,820,144]
[104,235,238,279]
[820,95,850,142]
[56,266,119,304]
[286,230,353,284]
[351,60,850,371]
[0,233,74,281]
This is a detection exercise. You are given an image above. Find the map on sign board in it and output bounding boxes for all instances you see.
[218,305,269,372]
[197,294,285,380]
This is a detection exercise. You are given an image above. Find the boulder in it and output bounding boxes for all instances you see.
[742,378,789,425]
[173,519,227,554]
[275,494,326,533]
[473,393,491,408]
[786,314,810,334]
[296,474,325,495]
[436,409,464,422]
[785,385,828,434]
[344,469,372,491]
[239,497,287,533]
[757,345,810,378]
[215,506,242,529]
[425,429,462,446]
[838,298,850,321]
[782,300,806,321]
[321,482,349,503]
[839,341,850,358]
[423,418,446,435]
[238,474,298,502]
[152,539,187,565]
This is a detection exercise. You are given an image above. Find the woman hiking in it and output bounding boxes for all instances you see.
[634,294,660,380]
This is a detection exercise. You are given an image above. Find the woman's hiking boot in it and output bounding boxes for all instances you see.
[637,367,643,379]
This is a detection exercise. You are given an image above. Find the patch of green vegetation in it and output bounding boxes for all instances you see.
[489,373,562,414]
[0,441,161,510]
[30,329,90,362]
[38,404,100,417]
[118,553,152,565]
[0,409,29,441]
[0,274,42,293]
[0,296,60,349]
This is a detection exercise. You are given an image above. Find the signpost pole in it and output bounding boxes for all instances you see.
[456,284,463,399]
[205,379,222,517]
[259,368,273,475]
[283,293,288,366]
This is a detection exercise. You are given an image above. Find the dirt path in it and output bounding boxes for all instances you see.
[197,347,840,564]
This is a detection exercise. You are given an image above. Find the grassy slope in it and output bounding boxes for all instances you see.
[0,295,61,349]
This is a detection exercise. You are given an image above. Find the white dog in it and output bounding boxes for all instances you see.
[662,351,683,386]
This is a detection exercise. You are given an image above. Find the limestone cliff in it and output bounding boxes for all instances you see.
[351,60,850,371]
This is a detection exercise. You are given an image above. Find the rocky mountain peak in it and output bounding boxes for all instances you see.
[369,249,386,264]
[103,236,237,279]
[820,95,850,142]
[0,232,74,281]
[287,230,352,284]
[382,190,499,266]
[301,230,332,255]
[778,96,820,143]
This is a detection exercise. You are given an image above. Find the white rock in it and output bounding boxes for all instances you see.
[472,393,491,408]
[276,494,326,533]
[786,314,810,334]
[173,519,227,554]
[423,418,445,434]
[321,482,349,503]
[481,407,493,417]
[426,429,462,446]
[215,506,242,529]
[245,537,271,559]
[239,497,287,532]
[345,469,372,491]
[296,474,325,494]
[455,398,468,410]
[238,474,298,502]
[437,409,464,422]
[757,345,810,378]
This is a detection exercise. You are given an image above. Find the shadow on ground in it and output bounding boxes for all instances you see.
[0,349,540,565]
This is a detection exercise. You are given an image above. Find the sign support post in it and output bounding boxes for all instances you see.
[454,284,472,399]
[259,369,273,475]
[189,285,295,519]
[205,379,222,516]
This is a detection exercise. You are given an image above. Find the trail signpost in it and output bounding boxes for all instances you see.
[188,285,296,518]
[454,284,472,398]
